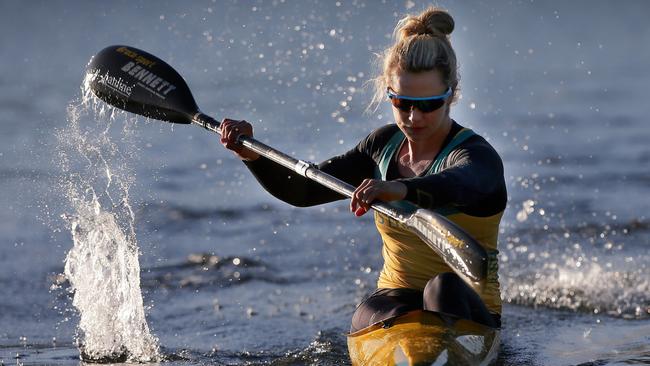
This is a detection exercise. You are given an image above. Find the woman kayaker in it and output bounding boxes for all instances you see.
[219,7,506,332]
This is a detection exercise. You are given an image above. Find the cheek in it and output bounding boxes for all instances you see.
[418,108,447,127]
[434,100,447,113]
[430,103,450,120]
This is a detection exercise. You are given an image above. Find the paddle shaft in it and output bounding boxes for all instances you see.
[193,113,407,220]
[84,44,488,284]
[196,113,487,287]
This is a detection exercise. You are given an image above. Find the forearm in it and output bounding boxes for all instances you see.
[398,170,490,208]
[397,150,506,215]
[244,156,344,207]
[239,125,391,208]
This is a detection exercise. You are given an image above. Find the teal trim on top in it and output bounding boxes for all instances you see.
[374,127,476,216]
[428,128,475,175]
[377,129,406,181]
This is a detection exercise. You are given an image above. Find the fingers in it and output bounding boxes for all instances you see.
[350,179,376,215]
[350,179,366,212]
[354,206,368,217]
[220,119,252,150]
[219,119,260,161]
[350,180,408,217]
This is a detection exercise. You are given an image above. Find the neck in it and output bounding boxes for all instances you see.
[406,118,453,161]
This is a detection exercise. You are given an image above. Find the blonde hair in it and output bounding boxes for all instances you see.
[368,7,459,112]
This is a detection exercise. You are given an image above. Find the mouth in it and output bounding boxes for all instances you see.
[405,126,426,133]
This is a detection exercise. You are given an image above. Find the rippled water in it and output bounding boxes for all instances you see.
[1,1,649,365]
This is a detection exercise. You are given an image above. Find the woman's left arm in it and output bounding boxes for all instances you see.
[397,142,507,215]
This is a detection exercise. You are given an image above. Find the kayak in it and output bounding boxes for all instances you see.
[347,310,500,366]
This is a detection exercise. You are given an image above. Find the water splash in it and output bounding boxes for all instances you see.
[502,258,649,319]
[57,73,160,362]
[501,210,650,319]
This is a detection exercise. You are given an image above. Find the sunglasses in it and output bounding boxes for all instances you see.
[386,87,452,113]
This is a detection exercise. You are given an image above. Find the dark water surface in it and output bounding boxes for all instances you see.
[1,1,649,365]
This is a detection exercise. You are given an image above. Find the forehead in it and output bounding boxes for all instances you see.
[389,70,446,96]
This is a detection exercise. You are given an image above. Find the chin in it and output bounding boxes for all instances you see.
[403,129,431,141]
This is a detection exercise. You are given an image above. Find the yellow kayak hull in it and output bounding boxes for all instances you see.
[347,311,500,366]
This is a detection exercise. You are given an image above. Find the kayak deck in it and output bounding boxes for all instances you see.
[347,310,500,366]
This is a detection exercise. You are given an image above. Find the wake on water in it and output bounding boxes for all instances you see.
[56,73,160,362]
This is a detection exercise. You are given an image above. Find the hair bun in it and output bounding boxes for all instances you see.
[397,7,454,40]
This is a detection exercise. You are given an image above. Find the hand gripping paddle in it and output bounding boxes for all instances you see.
[85,45,489,289]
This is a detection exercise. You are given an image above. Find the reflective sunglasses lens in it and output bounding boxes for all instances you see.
[390,98,413,112]
[415,99,445,113]
[390,97,445,113]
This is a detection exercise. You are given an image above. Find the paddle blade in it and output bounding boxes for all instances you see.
[85,45,198,124]
[407,209,488,285]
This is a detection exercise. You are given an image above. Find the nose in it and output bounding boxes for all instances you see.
[409,107,425,126]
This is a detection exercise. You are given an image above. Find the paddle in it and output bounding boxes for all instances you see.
[85,45,489,289]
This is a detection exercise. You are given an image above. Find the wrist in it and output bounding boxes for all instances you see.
[395,181,408,200]
[240,150,260,162]
[239,154,260,162]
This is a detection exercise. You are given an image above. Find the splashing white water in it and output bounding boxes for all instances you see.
[502,259,649,319]
[57,74,160,362]
[500,220,650,319]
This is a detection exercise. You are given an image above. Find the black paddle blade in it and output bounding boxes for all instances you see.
[85,45,198,124]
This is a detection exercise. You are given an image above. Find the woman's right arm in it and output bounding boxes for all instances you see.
[220,119,376,207]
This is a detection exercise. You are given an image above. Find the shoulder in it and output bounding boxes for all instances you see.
[356,123,401,158]
[446,128,504,171]
[365,123,401,145]
[464,134,502,158]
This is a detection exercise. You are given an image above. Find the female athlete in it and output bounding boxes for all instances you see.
[219,7,506,332]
